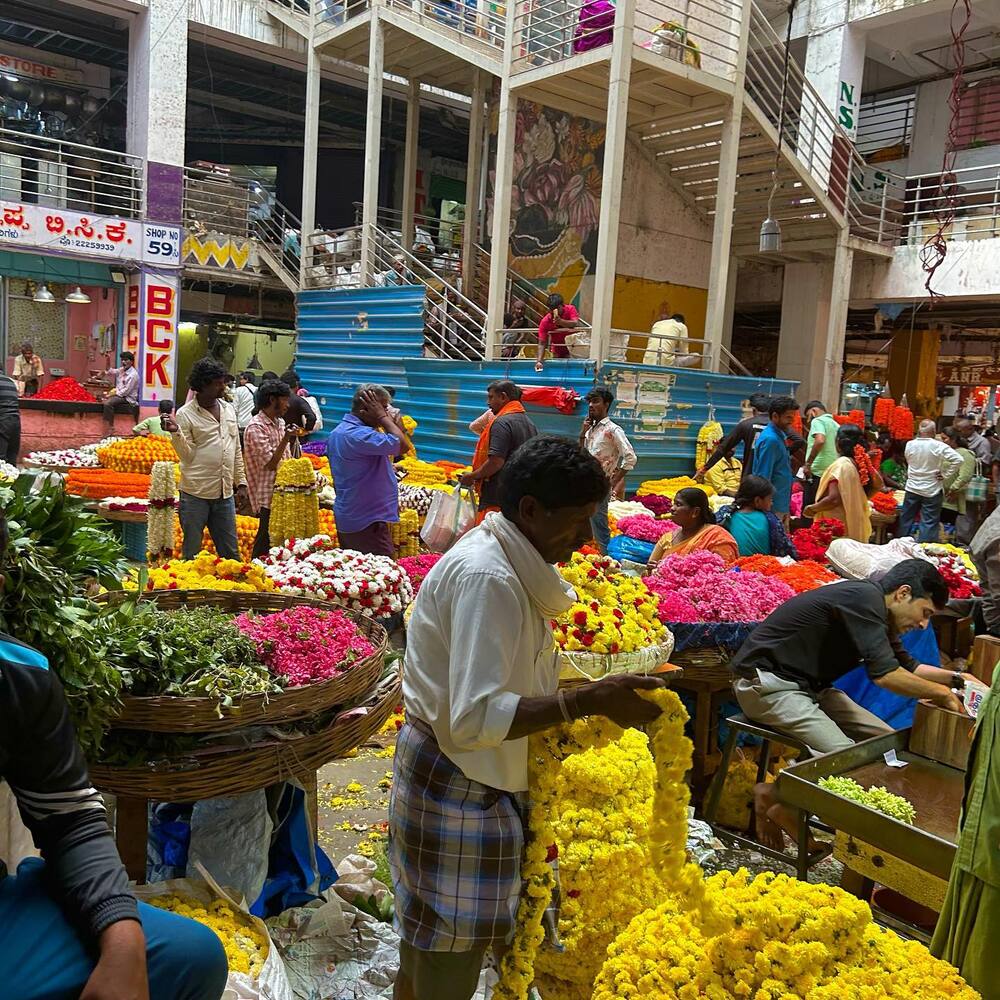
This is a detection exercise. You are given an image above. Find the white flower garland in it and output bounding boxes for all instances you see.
[146,460,178,561]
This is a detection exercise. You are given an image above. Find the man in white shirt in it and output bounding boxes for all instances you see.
[579,387,637,554]
[390,435,668,1000]
[162,357,248,559]
[233,372,257,442]
[901,419,962,542]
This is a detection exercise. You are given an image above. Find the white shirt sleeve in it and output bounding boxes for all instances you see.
[442,570,526,751]
[613,425,637,472]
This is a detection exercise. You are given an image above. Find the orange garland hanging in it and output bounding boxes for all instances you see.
[872,397,896,427]
[890,405,915,441]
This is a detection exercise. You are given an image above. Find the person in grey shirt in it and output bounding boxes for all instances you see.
[955,417,993,465]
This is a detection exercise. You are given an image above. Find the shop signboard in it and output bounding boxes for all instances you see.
[139,272,179,407]
[0,52,85,85]
[124,274,142,356]
[0,203,181,266]
[938,362,1000,387]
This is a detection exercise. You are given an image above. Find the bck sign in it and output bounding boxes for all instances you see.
[124,272,180,406]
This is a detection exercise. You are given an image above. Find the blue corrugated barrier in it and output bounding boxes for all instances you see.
[294,286,799,486]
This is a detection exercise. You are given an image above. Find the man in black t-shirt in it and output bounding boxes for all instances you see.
[696,392,770,482]
[460,380,538,517]
[730,559,970,847]
[0,373,21,464]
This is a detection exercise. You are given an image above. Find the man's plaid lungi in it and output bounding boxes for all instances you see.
[389,720,528,951]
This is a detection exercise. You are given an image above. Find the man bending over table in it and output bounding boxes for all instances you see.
[728,559,972,849]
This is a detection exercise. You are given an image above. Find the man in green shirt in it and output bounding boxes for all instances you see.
[802,400,841,514]
[132,400,175,438]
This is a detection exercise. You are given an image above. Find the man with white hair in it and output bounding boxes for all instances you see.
[900,419,962,542]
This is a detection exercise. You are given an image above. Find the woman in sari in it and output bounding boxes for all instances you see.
[648,486,738,567]
[804,425,884,542]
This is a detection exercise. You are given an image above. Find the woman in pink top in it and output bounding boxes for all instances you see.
[535,293,579,371]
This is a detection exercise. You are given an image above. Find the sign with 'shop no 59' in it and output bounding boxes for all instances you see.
[0,202,180,266]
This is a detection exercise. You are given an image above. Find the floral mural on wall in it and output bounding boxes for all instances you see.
[489,98,606,304]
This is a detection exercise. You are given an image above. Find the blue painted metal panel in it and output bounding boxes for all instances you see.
[295,285,425,431]
[293,286,800,488]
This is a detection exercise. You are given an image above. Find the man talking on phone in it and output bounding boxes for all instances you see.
[535,294,579,371]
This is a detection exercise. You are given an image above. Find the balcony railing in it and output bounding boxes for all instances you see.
[511,0,741,81]
[352,201,465,275]
[900,163,1000,245]
[383,0,506,48]
[0,127,144,219]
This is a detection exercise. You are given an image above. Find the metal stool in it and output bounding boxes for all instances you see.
[704,713,832,880]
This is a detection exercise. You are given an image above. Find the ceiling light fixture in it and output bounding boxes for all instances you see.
[65,286,91,304]
[33,283,55,304]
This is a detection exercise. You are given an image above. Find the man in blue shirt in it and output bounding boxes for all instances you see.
[751,395,799,520]
[327,384,411,556]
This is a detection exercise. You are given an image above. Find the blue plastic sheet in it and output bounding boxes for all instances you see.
[833,625,942,729]
[607,535,655,564]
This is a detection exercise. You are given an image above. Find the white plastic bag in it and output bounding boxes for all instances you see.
[419,486,475,553]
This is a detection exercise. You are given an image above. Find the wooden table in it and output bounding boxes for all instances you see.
[669,658,735,795]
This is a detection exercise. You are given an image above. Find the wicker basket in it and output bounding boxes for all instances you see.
[89,667,401,801]
[93,589,388,733]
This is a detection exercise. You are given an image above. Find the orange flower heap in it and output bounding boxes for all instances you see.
[66,469,151,500]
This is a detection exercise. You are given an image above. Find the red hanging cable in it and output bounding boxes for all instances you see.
[920,0,973,299]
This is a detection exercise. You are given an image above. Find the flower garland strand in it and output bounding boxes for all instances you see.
[146,461,177,562]
[268,457,320,546]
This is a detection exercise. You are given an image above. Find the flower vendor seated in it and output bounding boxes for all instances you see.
[391,435,669,1000]
[132,398,175,438]
[0,513,228,1000]
[244,379,301,559]
[702,444,742,497]
[647,486,739,568]
[101,350,140,428]
[459,380,538,524]
[327,383,411,557]
[804,424,884,542]
[534,293,579,372]
[162,356,248,561]
[729,559,972,850]
[716,475,797,558]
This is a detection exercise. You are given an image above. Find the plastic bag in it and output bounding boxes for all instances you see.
[419,486,475,553]
[607,534,655,565]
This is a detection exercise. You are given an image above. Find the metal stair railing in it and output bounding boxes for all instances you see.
[383,0,506,50]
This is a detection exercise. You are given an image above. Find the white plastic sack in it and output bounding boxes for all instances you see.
[419,486,475,553]
[133,868,293,1000]
[827,536,932,581]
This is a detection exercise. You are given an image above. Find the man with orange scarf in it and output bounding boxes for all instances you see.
[459,381,538,523]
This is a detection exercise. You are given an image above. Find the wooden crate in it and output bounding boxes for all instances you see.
[969,634,1000,686]
[910,702,975,771]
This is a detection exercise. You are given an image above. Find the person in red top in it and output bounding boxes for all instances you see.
[535,293,579,371]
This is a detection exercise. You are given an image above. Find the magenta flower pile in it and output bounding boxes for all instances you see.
[235,606,375,686]
[643,551,795,624]
[398,553,443,594]
[638,494,672,517]
[616,514,670,544]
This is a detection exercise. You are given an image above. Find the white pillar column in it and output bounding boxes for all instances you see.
[300,37,322,286]
[805,18,865,138]
[721,254,738,356]
[462,69,485,300]
[361,18,386,282]
[588,0,635,364]
[401,78,420,255]
[127,0,187,223]
[820,234,854,404]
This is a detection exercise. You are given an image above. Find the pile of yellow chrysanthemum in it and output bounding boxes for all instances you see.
[592,868,980,999]
[397,454,448,486]
[127,551,275,592]
[147,893,268,978]
[636,475,715,498]
[97,435,179,475]
[553,553,668,654]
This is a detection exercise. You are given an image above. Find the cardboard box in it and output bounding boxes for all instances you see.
[970,634,1000,686]
[910,702,976,771]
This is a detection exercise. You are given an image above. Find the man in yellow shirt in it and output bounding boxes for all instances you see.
[12,342,44,396]
[704,446,742,497]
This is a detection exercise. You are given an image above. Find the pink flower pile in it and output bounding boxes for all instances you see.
[638,494,672,517]
[616,514,670,544]
[644,550,795,624]
[398,553,443,594]
[235,606,374,686]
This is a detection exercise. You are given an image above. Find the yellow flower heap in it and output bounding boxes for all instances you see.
[97,435,179,475]
[397,454,448,486]
[636,475,715,499]
[133,550,274,592]
[553,553,667,654]
[147,894,267,977]
[269,457,320,546]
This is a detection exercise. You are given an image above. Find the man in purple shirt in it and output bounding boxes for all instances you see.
[102,351,140,427]
[327,384,411,556]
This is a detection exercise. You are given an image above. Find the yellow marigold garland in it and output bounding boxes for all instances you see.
[97,435,179,475]
[269,457,320,546]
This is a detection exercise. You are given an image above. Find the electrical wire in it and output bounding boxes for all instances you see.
[764,0,797,224]
[920,0,974,300]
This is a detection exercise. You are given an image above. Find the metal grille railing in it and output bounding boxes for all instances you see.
[352,202,465,276]
[901,163,1000,244]
[0,127,144,219]
[383,0,506,48]
[182,167,302,287]
[311,0,371,26]
[856,90,915,161]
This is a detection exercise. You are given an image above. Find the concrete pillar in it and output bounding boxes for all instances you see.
[361,18,386,282]
[300,41,322,285]
[775,243,855,405]
[721,254,738,356]
[589,0,635,364]
[401,78,420,254]
[805,18,865,138]
[888,327,942,418]
[462,70,485,301]
[127,0,187,223]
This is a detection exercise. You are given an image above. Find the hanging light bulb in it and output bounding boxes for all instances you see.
[759,214,782,253]
[246,335,263,371]
[33,283,55,304]
[65,286,91,304]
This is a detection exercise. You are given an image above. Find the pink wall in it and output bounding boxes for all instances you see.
[6,284,118,387]
[19,407,135,458]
